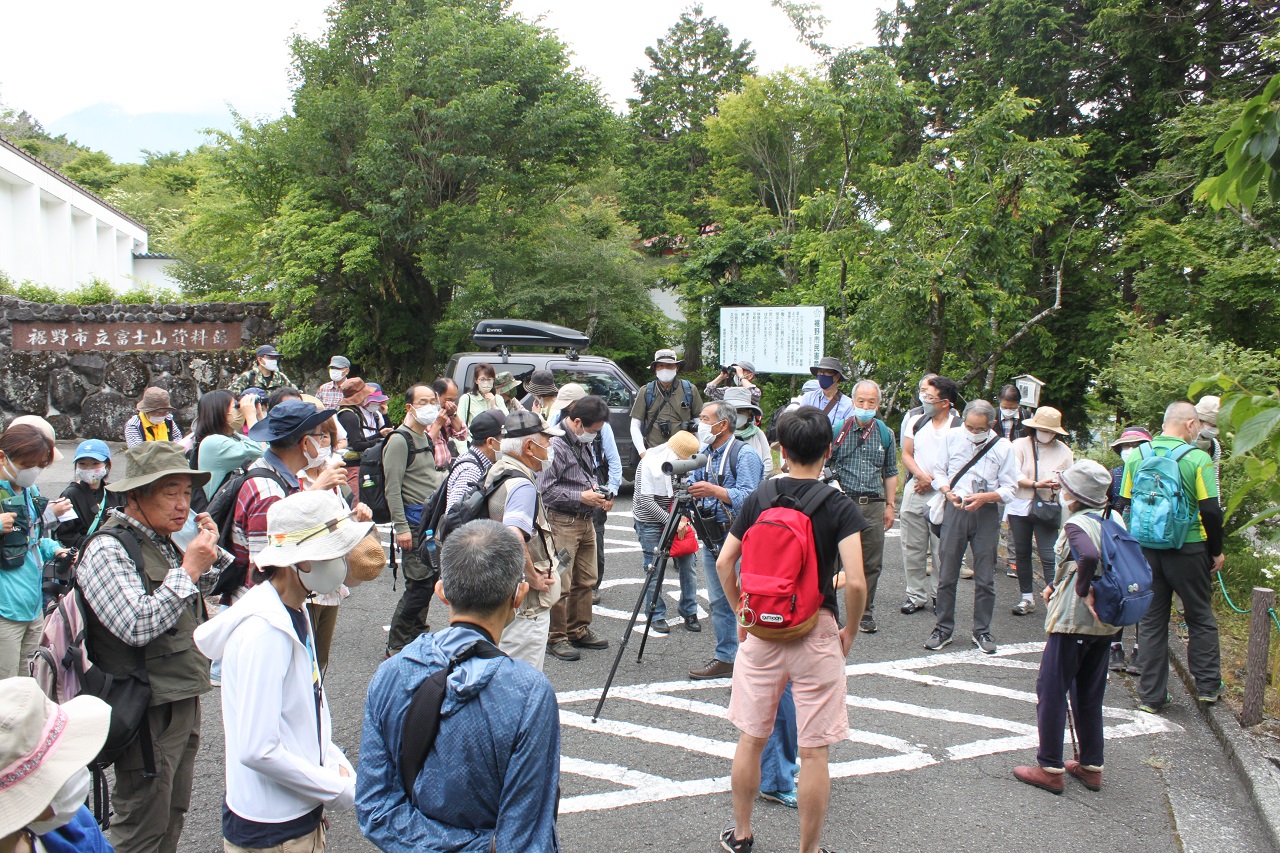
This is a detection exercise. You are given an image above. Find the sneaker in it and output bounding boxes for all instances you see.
[900,599,925,615]
[683,613,702,632]
[1108,644,1127,673]
[720,827,753,852]
[859,613,878,634]
[592,589,602,605]
[1011,598,1035,616]
[1065,760,1102,791]
[1137,693,1173,714]
[924,629,953,651]
[1006,561,1018,578]
[649,617,670,635]
[759,789,798,808]
[569,628,609,650]
[1197,682,1224,704]
[689,659,734,680]
[960,565,974,579]
[973,632,997,654]
[547,640,581,661]
[1013,765,1064,794]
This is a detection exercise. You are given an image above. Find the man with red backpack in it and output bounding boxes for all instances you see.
[715,405,868,853]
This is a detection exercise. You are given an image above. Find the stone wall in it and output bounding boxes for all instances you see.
[0,297,280,441]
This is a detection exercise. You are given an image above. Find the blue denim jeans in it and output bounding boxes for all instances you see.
[702,540,739,664]
[634,521,699,622]
[760,683,798,794]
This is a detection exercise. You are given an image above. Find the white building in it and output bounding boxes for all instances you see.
[0,134,178,292]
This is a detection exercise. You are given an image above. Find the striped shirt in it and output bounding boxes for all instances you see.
[445,449,493,512]
[231,453,300,576]
[124,414,184,448]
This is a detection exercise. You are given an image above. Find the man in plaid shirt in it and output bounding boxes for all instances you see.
[316,354,351,409]
[827,379,898,634]
[75,442,229,853]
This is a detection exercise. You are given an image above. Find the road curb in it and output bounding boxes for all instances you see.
[1169,634,1280,851]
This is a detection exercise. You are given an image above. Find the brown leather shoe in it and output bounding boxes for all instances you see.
[1013,765,1064,794]
[689,659,733,680]
[1065,760,1102,791]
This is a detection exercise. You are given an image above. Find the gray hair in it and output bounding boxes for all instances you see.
[500,437,529,458]
[852,379,881,399]
[703,400,736,425]
[1163,400,1198,426]
[962,399,997,427]
[440,519,525,614]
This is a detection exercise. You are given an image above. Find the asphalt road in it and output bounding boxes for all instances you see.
[29,446,1275,852]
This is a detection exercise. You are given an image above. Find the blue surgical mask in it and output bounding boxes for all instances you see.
[816,374,836,390]
[853,408,876,423]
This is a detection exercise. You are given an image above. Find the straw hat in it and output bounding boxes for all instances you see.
[667,430,700,460]
[0,678,111,837]
[254,491,375,569]
[7,416,65,462]
[1021,406,1068,436]
[344,532,386,586]
[106,442,210,492]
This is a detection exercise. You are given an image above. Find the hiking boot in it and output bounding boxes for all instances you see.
[683,613,702,632]
[1108,643,1127,673]
[649,617,670,635]
[960,565,974,579]
[859,613,878,634]
[690,659,734,680]
[719,826,753,852]
[1197,682,1224,704]
[759,789,798,808]
[1065,760,1102,791]
[1011,598,1035,616]
[547,640,581,661]
[570,628,609,650]
[924,629,953,651]
[973,632,997,654]
[1013,765,1064,794]
[900,599,926,615]
[1137,692,1173,714]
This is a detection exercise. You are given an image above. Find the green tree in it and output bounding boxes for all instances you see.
[61,151,128,194]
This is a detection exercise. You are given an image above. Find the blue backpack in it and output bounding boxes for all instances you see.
[1083,513,1154,626]
[1127,443,1196,550]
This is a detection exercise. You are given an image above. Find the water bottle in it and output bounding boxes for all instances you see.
[423,529,439,568]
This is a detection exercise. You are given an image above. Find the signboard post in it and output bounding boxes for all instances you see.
[719,307,825,375]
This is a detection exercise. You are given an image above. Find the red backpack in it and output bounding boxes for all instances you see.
[738,478,837,642]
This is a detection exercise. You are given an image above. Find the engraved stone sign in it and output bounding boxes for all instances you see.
[12,322,243,352]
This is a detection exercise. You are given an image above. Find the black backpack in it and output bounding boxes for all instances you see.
[207,467,289,598]
[361,428,429,524]
[413,467,525,568]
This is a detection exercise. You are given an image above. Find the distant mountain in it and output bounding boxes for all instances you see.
[46,103,241,162]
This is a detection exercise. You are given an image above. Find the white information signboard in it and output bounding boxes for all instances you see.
[719,306,825,375]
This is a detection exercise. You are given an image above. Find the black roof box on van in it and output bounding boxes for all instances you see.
[471,319,590,353]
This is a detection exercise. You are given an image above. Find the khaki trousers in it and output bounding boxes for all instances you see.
[224,824,325,852]
[547,512,598,645]
[110,696,201,853]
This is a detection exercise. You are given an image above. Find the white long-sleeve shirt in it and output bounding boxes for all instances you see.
[931,428,1020,504]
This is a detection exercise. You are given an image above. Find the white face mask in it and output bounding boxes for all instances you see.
[735,413,749,429]
[328,368,346,382]
[303,437,331,470]
[477,379,494,394]
[76,466,108,484]
[27,765,91,835]
[1200,425,1218,439]
[4,458,39,489]
[262,358,278,373]
[1119,446,1135,463]
[529,439,553,469]
[1036,429,1056,444]
[299,557,347,595]
[1059,488,1078,523]
[697,421,718,445]
[414,405,440,425]
[1000,406,1020,417]
[573,424,595,444]
[968,429,990,445]
[655,368,677,384]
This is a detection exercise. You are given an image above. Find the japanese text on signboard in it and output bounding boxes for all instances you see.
[12,322,243,352]
[719,307,825,375]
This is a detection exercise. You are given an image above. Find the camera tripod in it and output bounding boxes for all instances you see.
[592,477,723,722]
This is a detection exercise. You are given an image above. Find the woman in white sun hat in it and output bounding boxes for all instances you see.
[195,490,371,852]
[0,677,112,852]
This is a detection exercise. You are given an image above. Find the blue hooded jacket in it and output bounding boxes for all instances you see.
[357,624,560,852]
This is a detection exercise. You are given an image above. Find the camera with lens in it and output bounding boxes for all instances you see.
[594,486,616,501]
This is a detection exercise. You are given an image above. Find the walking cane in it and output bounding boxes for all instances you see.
[1066,691,1080,763]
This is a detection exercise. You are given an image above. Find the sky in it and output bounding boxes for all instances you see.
[0,1,884,163]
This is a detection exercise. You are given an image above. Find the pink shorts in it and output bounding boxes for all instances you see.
[727,610,849,747]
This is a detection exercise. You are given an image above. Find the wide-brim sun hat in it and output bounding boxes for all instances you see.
[1110,426,1152,450]
[493,371,520,396]
[136,387,173,414]
[651,348,682,368]
[548,383,587,419]
[255,491,376,569]
[809,357,846,379]
[73,439,111,464]
[106,442,210,492]
[247,399,337,444]
[340,378,370,407]
[1021,406,1068,436]
[1058,459,1112,508]
[524,370,559,399]
[7,416,65,462]
[0,678,111,837]
[721,386,762,417]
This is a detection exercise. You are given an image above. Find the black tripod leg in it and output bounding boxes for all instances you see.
[592,554,666,722]
[635,554,671,662]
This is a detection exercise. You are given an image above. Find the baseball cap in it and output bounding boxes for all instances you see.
[502,409,563,439]
[329,356,350,369]
[470,409,506,443]
[255,344,280,358]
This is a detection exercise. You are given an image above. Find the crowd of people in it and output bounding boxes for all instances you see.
[0,341,1229,853]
